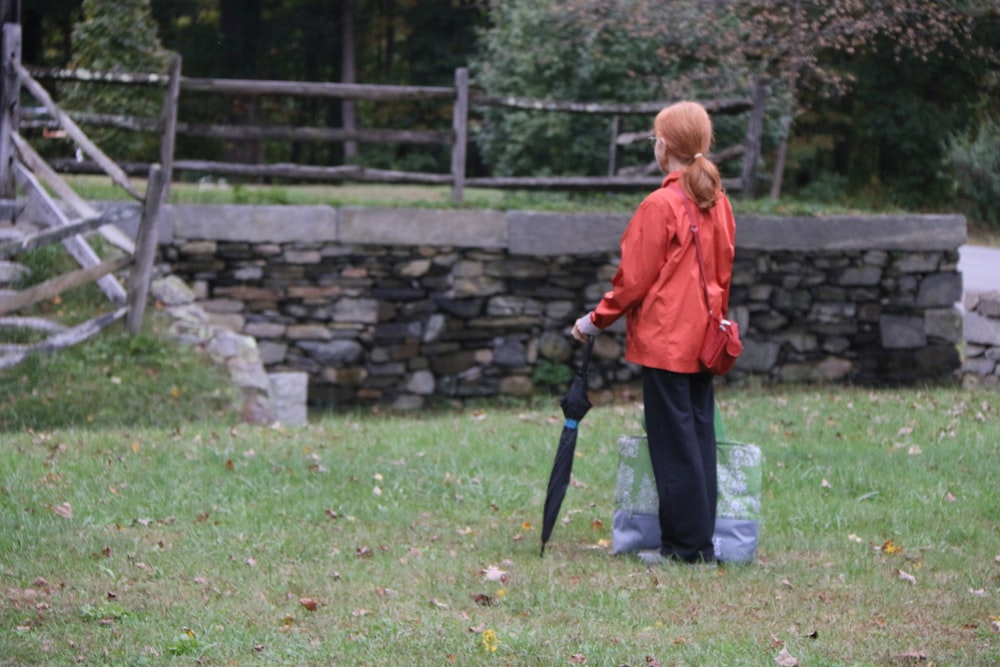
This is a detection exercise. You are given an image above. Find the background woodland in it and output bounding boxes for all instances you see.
[19,0,1000,226]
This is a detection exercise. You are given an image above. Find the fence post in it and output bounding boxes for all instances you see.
[158,54,182,204]
[739,76,767,199]
[126,164,167,334]
[0,23,20,199]
[450,67,469,204]
[607,114,621,177]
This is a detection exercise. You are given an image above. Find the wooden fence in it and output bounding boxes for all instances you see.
[13,56,764,204]
[0,24,164,369]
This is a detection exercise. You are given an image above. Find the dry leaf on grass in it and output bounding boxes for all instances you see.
[892,649,927,661]
[51,503,73,519]
[774,647,799,666]
[480,565,508,583]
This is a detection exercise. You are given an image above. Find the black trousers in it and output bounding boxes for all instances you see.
[642,367,717,562]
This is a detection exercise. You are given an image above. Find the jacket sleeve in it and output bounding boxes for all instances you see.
[591,198,673,329]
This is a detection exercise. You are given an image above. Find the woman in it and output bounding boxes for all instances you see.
[571,101,736,564]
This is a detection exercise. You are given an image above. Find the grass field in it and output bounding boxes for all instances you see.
[1,383,997,666]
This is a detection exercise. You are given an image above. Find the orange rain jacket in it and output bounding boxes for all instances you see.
[589,172,736,373]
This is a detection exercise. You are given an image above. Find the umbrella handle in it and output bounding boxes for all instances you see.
[579,335,595,376]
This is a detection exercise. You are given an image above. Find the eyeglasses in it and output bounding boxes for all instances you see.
[646,135,658,146]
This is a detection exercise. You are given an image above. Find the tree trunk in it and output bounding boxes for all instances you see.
[770,134,788,199]
[219,0,261,169]
[341,0,357,161]
[769,74,798,200]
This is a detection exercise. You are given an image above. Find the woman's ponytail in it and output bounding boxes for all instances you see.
[655,102,722,210]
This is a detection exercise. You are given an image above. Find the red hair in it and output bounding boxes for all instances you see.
[655,101,722,210]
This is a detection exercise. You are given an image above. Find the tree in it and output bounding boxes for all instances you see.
[61,0,171,161]
[473,0,997,203]
[471,1,671,177]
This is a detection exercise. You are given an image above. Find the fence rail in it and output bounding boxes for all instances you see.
[0,24,168,368]
[16,60,763,203]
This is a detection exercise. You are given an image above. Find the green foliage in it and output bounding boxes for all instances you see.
[530,359,573,393]
[60,0,171,161]
[471,1,666,176]
[947,117,1000,227]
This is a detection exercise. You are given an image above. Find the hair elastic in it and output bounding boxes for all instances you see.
[694,153,704,159]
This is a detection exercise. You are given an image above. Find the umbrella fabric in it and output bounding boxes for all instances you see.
[540,336,594,556]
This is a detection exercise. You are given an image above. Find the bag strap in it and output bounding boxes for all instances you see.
[669,183,713,318]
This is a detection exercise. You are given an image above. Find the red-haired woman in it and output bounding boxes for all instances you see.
[571,101,737,564]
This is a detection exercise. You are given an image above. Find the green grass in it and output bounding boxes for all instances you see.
[0,324,239,430]
[63,174,1000,243]
[1,385,997,665]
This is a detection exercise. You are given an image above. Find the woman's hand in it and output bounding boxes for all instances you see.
[572,313,600,342]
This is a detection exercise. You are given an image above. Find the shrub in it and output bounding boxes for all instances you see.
[946,117,1000,227]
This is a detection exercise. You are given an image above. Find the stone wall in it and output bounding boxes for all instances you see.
[963,291,1000,386]
[150,204,966,409]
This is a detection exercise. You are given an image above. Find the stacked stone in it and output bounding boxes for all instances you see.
[729,248,963,385]
[963,291,1000,385]
[158,204,967,409]
[171,240,602,410]
[148,275,307,424]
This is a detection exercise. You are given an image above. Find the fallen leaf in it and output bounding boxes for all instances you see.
[51,503,73,519]
[591,519,603,529]
[774,646,799,666]
[892,649,927,661]
[896,569,917,585]
[481,565,508,583]
[430,598,448,609]
[471,593,492,607]
[468,622,487,634]
[821,478,832,489]
[299,597,318,611]
[568,654,587,664]
[881,539,903,554]
[968,588,986,596]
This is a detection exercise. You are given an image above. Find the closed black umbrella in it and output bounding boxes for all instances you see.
[540,335,595,557]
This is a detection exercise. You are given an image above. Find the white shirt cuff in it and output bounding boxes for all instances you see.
[575,313,601,336]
